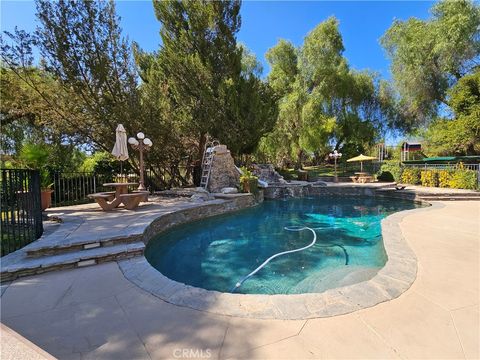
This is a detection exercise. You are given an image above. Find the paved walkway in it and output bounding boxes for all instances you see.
[1,201,479,359]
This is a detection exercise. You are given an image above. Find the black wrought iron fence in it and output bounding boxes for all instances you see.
[52,172,135,207]
[1,169,43,256]
[51,170,174,207]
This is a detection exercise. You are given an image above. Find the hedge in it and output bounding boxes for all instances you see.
[404,164,478,190]
[449,168,477,190]
[401,167,421,185]
[421,170,439,187]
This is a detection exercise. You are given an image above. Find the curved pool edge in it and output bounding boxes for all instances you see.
[118,200,443,320]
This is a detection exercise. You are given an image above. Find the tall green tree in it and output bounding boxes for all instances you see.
[1,0,142,153]
[152,0,241,148]
[381,0,480,123]
[144,0,277,183]
[1,0,185,185]
[259,17,399,167]
[425,70,480,155]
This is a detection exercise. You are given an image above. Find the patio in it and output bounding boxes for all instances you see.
[1,200,478,359]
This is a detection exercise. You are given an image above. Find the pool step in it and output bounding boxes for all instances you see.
[25,234,142,258]
[0,241,145,283]
[376,187,480,201]
[417,194,480,201]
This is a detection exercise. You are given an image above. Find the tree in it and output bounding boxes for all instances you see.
[1,0,143,154]
[259,17,398,168]
[425,71,480,155]
[1,0,191,185]
[152,0,241,146]
[222,55,278,155]
[381,0,480,123]
[144,0,277,182]
[0,67,87,169]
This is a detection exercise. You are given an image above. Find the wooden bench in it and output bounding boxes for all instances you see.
[119,191,149,210]
[350,176,358,183]
[87,192,122,211]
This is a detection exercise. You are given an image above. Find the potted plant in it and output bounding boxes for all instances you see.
[18,143,54,211]
[240,167,259,194]
[40,169,54,211]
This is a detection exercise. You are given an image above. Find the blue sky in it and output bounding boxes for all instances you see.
[2,0,434,79]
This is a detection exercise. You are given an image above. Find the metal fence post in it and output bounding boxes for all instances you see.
[477,165,480,188]
[31,170,44,239]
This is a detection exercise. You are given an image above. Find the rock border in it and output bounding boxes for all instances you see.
[119,196,442,319]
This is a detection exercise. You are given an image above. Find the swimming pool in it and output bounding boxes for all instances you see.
[145,196,421,295]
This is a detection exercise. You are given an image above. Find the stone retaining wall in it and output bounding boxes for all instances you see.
[264,183,418,201]
[142,194,257,245]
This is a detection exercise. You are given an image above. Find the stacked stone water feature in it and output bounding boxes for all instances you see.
[207,145,240,193]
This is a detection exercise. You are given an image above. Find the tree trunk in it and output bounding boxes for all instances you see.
[295,149,304,170]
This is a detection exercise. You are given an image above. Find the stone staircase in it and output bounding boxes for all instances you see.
[1,230,145,282]
[415,192,480,201]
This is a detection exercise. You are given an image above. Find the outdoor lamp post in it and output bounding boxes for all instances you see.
[329,150,342,182]
[128,132,153,191]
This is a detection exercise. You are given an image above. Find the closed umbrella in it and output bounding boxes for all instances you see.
[111,124,129,175]
[346,154,377,172]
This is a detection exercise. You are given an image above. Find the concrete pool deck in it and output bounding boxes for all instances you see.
[1,200,478,359]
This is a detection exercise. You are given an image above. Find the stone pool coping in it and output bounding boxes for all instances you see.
[119,199,442,320]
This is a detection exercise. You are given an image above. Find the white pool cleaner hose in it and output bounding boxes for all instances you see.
[231,226,317,292]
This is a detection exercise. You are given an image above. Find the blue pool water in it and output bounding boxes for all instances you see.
[145,196,421,294]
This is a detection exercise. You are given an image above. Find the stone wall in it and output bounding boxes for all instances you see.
[263,183,423,202]
[207,145,240,193]
[142,194,256,245]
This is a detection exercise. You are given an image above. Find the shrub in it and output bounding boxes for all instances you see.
[420,170,439,187]
[377,171,395,182]
[401,167,421,184]
[438,170,453,188]
[239,167,259,194]
[449,168,478,190]
[378,161,402,182]
[239,167,258,183]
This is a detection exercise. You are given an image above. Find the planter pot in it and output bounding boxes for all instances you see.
[297,170,309,181]
[41,190,53,211]
[242,179,258,194]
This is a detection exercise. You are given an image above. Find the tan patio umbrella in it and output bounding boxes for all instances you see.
[346,154,377,172]
[111,124,129,175]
